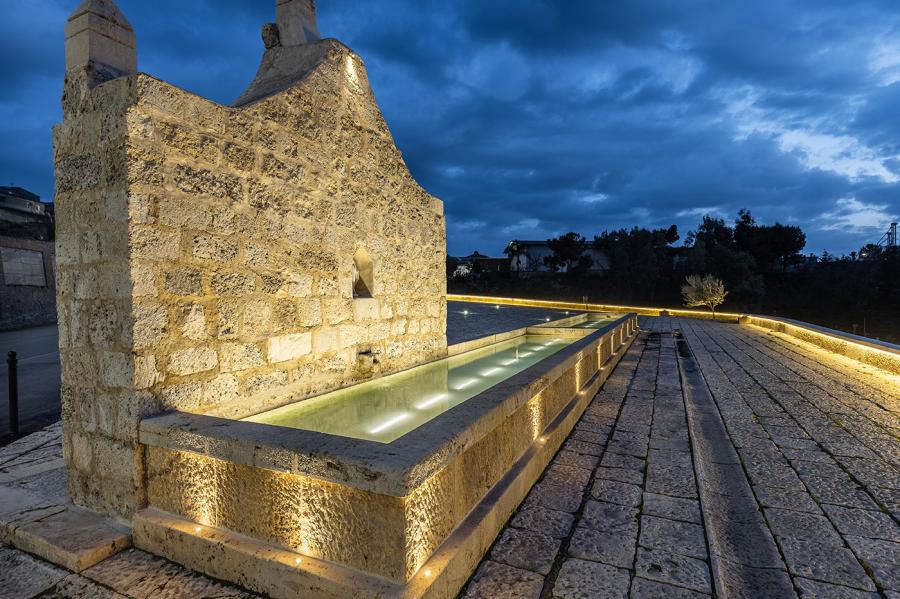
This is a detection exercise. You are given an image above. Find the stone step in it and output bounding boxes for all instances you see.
[0,485,131,572]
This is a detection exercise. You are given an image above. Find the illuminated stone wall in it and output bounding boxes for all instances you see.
[53,0,446,519]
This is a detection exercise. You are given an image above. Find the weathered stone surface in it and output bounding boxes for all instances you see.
[642,493,702,524]
[567,526,635,569]
[491,528,561,575]
[843,535,900,591]
[551,557,631,599]
[0,544,67,598]
[630,576,709,599]
[634,547,711,594]
[778,537,876,591]
[461,560,544,599]
[794,577,880,598]
[591,478,643,507]
[639,516,707,560]
[511,505,576,540]
[55,7,448,521]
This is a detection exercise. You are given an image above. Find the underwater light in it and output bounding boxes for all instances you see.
[453,378,478,391]
[415,394,448,410]
[369,413,411,434]
[481,367,502,376]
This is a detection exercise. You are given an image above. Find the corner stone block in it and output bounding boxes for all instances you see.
[65,0,137,75]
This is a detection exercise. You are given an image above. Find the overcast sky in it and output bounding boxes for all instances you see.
[3,0,899,256]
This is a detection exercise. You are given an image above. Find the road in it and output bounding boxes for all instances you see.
[0,324,60,435]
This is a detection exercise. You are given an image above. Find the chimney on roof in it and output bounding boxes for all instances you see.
[64,0,136,76]
[275,0,320,47]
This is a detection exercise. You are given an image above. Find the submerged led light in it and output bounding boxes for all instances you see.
[369,413,411,435]
[500,358,518,366]
[481,367,502,376]
[415,394,448,410]
[463,310,469,316]
[453,378,477,391]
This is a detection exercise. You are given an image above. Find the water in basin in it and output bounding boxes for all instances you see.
[245,334,574,443]
[569,314,618,329]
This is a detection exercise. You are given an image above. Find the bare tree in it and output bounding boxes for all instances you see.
[682,274,728,320]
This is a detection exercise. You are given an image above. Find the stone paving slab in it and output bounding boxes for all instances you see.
[1,316,898,598]
[462,317,899,598]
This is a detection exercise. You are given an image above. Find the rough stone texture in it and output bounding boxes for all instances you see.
[54,9,446,518]
[472,316,897,599]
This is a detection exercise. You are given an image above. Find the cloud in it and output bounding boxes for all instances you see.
[2,0,900,257]
[818,198,898,233]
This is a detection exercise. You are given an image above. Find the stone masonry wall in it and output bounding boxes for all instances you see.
[0,236,57,330]
[54,41,447,519]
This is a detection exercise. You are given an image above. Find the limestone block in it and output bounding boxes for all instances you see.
[268,333,312,363]
[284,273,313,297]
[99,352,132,389]
[219,343,265,373]
[204,374,238,405]
[179,304,207,340]
[352,298,378,321]
[297,299,321,326]
[65,0,137,75]
[167,347,218,376]
[134,356,161,389]
[312,328,339,354]
[130,303,168,350]
[191,234,238,263]
[165,268,203,296]
[131,227,180,262]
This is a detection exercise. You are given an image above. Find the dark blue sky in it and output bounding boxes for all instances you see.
[3,1,899,256]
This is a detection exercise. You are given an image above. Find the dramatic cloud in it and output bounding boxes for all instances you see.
[3,0,899,256]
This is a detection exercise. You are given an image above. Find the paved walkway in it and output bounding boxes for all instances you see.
[1,318,897,598]
[462,318,899,599]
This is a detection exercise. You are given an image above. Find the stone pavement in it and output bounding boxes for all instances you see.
[462,317,899,599]
[1,317,897,598]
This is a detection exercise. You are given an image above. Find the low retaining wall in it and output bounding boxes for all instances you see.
[744,315,900,376]
[451,295,900,376]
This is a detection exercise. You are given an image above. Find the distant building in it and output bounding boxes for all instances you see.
[0,186,55,240]
[504,240,610,273]
[455,251,511,276]
[0,187,57,330]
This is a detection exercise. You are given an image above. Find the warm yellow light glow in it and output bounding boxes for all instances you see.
[194,526,202,533]
[345,55,358,84]
[295,557,302,565]
[424,568,432,578]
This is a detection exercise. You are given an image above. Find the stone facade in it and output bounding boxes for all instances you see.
[53,0,446,519]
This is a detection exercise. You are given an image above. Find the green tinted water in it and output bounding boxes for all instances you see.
[569,314,617,329]
[245,335,574,443]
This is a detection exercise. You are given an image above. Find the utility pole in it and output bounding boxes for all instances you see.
[889,222,898,247]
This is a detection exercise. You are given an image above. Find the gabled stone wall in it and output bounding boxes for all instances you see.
[54,3,446,519]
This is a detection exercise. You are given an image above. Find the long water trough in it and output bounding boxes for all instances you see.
[134,312,638,599]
